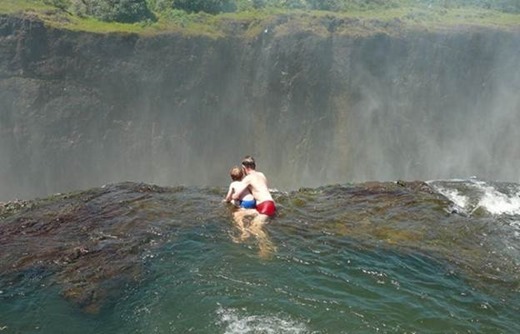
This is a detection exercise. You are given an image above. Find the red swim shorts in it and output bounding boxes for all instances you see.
[256,200,276,217]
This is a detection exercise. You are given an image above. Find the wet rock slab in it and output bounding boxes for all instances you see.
[0,182,188,313]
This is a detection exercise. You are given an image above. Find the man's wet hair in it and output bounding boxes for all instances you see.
[241,156,256,169]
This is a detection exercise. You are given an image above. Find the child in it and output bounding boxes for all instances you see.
[225,166,258,242]
[224,166,256,209]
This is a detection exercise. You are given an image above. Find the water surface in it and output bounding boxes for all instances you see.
[1,180,519,333]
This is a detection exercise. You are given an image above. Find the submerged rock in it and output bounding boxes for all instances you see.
[0,182,205,313]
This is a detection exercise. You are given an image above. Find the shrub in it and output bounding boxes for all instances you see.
[43,0,71,11]
[71,0,156,23]
[281,0,307,9]
[307,0,345,11]
[252,0,266,9]
[146,0,170,12]
[172,0,237,14]
[234,0,260,11]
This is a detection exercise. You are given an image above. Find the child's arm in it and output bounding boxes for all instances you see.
[224,183,235,202]
[231,177,251,201]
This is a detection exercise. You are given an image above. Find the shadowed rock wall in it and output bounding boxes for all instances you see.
[1,15,519,200]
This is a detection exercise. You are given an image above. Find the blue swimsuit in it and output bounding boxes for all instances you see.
[240,199,256,209]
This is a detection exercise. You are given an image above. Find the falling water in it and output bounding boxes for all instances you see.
[0,22,519,200]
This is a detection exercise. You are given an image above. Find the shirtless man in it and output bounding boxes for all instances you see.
[232,156,276,223]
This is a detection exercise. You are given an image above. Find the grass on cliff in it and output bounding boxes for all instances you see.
[1,0,519,37]
[0,0,48,13]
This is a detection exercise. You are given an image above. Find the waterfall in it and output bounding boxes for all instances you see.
[1,18,519,200]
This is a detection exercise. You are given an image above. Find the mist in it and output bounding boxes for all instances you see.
[0,21,519,201]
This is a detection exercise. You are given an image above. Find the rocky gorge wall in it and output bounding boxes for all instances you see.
[0,14,519,200]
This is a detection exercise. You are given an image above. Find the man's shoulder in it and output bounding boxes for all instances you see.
[253,171,267,179]
[241,174,253,183]
[249,171,267,184]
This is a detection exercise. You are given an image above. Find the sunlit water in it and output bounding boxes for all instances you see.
[1,179,519,333]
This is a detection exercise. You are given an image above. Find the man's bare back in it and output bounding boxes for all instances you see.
[239,170,273,205]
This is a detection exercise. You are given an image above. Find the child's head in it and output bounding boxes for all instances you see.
[229,166,244,181]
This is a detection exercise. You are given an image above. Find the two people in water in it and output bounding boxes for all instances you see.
[224,156,276,248]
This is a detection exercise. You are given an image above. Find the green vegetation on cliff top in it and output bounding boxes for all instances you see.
[0,0,518,37]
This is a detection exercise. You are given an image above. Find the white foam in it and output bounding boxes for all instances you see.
[429,179,520,216]
[434,186,468,209]
[478,188,520,215]
[216,307,308,334]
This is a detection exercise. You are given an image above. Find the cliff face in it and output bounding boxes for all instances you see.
[1,14,519,200]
